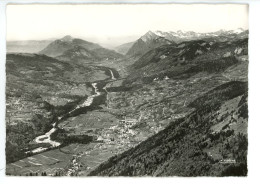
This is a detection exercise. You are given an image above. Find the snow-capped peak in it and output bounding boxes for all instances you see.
[139,28,247,43]
[233,28,245,34]
[154,30,164,37]
[177,30,184,34]
[140,31,158,42]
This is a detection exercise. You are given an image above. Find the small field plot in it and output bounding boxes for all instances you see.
[78,144,116,175]
[6,145,80,176]
[59,110,119,134]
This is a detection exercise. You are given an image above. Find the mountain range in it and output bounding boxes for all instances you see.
[116,28,248,57]
[7,28,248,59]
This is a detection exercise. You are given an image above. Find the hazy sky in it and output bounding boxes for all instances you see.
[7,4,248,47]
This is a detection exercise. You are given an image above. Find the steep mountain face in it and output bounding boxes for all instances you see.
[7,40,53,53]
[126,29,248,57]
[126,31,174,57]
[114,42,134,55]
[39,35,102,57]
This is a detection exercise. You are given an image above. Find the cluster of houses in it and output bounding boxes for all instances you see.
[91,116,139,154]
[66,155,83,176]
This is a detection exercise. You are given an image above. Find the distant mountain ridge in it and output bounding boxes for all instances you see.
[7,40,54,53]
[125,28,248,57]
[39,35,102,57]
[39,35,123,62]
[152,28,247,43]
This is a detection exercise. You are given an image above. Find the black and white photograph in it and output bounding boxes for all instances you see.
[2,2,252,178]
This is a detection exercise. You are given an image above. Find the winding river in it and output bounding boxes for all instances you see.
[32,69,117,153]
